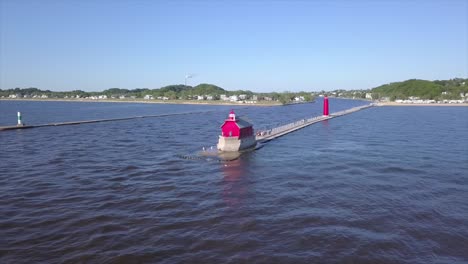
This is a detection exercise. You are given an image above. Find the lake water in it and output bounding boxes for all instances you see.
[1,99,467,263]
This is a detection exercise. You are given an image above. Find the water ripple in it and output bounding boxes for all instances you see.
[1,101,467,263]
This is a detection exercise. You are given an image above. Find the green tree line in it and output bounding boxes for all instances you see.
[371,78,468,101]
[0,83,315,104]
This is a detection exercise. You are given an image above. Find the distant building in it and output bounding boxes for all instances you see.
[365,93,373,100]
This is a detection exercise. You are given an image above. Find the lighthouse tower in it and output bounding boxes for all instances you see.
[323,96,329,116]
[228,110,236,121]
[217,110,257,152]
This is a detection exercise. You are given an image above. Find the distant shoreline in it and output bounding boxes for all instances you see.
[6,98,466,107]
[377,102,468,107]
[0,98,282,106]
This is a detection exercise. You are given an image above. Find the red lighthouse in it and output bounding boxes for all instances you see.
[217,110,257,152]
[323,96,329,116]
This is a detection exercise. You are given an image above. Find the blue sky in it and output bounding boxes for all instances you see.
[1,0,467,92]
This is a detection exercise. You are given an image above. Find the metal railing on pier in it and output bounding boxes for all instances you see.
[255,103,373,142]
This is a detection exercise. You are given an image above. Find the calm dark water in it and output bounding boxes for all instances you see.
[1,99,467,263]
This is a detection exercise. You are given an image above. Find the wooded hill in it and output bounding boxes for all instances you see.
[0,84,247,99]
[100,84,232,99]
[371,78,468,100]
[0,83,313,103]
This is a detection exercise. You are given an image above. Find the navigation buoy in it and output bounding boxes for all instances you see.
[323,96,329,116]
[17,112,24,126]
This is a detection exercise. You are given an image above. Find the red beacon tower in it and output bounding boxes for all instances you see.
[217,110,257,152]
[323,96,329,116]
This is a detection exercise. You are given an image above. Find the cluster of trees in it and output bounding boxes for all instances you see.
[0,87,93,98]
[328,89,369,99]
[97,84,233,100]
[100,84,314,102]
[0,84,315,104]
[5,78,464,103]
[371,78,468,101]
[267,91,313,104]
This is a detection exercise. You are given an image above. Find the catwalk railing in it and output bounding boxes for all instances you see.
[256,103,374,142]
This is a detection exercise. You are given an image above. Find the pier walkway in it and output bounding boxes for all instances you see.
[1,103,374,137]
[256,103,374,142]
[0,110,216,131]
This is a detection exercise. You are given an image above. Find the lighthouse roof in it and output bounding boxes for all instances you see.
[234,117,253,129]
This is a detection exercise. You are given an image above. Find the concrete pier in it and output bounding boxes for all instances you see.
[256,103,374,143]
[0,110,216,132]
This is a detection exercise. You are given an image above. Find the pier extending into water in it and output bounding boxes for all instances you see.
[1,101,375,139]
[0,110,216,131]
[256,103,374,143]
[197,102,374,160]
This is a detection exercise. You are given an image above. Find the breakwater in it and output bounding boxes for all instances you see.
[256,103,374,142]
[0,110,215,131]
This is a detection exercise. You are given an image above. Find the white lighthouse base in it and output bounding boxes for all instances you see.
[217,135,257,152]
